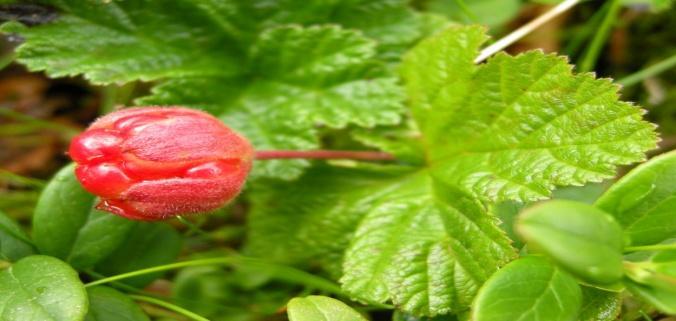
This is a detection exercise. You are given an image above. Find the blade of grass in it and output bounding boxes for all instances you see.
[617,52,676,87]
[578,0,621,72]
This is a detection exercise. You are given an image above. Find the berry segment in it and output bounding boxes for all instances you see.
[69,107,253,220]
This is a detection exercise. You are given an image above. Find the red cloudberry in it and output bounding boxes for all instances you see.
[69,107,253,220]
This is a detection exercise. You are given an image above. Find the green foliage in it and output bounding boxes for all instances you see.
[0,255,88,321]
[0,1,668,320]
[94,223,182,287]
[85,287,150,321]
[578,287,622,321]
[517,200,625,285]
[32,164,139,270]
[596,150,676,246]
[402,27,656,203]
[472,256,582,321]
[248,25,656,317]
[1,0,434,180]
[0,210,35,261]
[287,296,367,321]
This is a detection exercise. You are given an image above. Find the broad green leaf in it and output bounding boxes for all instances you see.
[472,256,582,321]
[402,26,658,203]
[578,287,621,321]
[85,286,149,321]
[287,296,367,321]
[595,150,676,246]
[95,222,182,287]
[0,1,243,83]
[247,164,516,316]
[0,210,35,261]
[32,164,136,270]
[140,25,404,179]
[0,255,88,321]
[517,200,624,285]
[622,0,673,11]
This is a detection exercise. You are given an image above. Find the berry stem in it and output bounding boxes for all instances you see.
[254,150,395,161]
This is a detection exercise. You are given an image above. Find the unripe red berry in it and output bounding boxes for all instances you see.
[69,107,253,220]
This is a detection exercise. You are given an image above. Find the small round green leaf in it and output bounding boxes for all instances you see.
[287,296,367,321]
[0,255,88,321]
[33,164,135,270]
[472,256,582,321]
[517,200,624,285]
[595,150,676,247]
[85,286,150,321]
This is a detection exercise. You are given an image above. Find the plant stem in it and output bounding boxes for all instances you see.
[130,295,209,321]
[254,150,395,161]
[175,215,212,239]
[625,243,676,253]
[617,53,676,87]
[474,0,581,63]
[84,256,343,294]
[578,0,621,72]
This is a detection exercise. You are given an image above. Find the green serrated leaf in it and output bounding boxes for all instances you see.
[402,26,658,203]
[287,296,367,321]
[247,164,516,316]
[140,25,404,179]
[472,256,582,321]
[32,164,136,270]
[0,210,35,262]
[595,150,676,246]
[94,222,182,287]
[85,286,150,321]
[517,200,625,285]
[0,255,88,321]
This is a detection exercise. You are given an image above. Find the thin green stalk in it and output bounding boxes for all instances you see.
[130,295,209,321]
[0,170,46,189]
[0,108,79,139]
[563,2,608,57]
[618,53,676,87]
[639,310,654,321]
[578,0,621,72]
[84,256,342,293]
[625,243,676,253]
[176,216,212,239]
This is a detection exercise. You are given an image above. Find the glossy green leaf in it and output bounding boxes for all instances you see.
[0,255,88,321]
[95,223,182,287]
[85,286,149,321]
[517,200,624,285]
[402,26,657,203]
[287,296,367,321]
[32,164,136,270]
[578,287,622,321]
[0,210,35,261]
[596,150,676,246]
[472,256,582,321]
